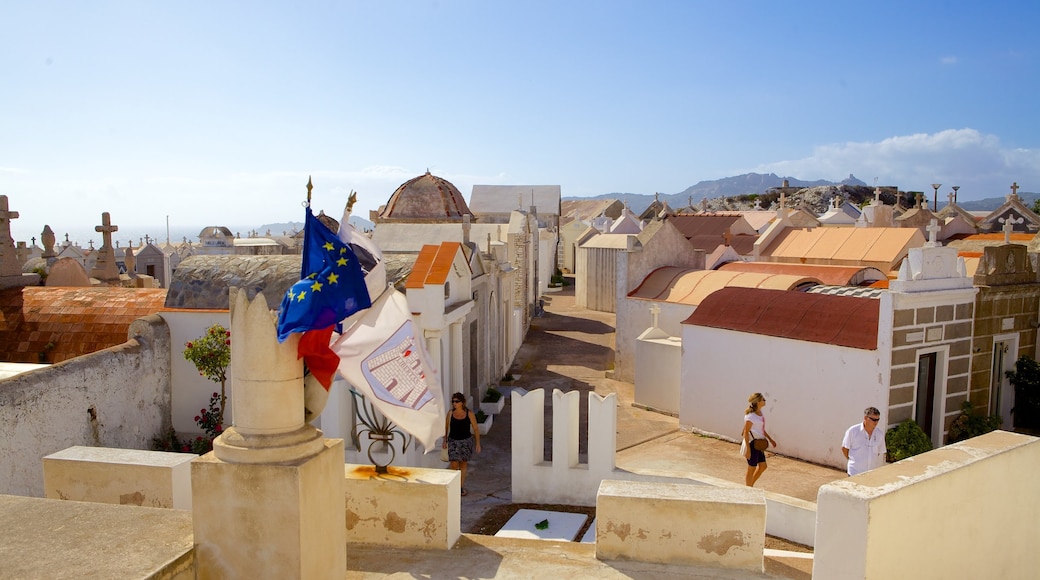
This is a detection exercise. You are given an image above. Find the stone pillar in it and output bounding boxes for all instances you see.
[449,321,463,395]
[191,289,345,579]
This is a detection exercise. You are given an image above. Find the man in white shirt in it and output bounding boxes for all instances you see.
[842,406,886,476]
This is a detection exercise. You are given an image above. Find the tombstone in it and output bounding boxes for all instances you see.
[15,242,29,268]
[0,195,22,277]
[89,212,120,281]
[124,245,136,276]
[46,257,91,287]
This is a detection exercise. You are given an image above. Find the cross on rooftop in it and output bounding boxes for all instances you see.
[1011,182,1020,198]
[947,192,955,206]
[874,188,881,205]
[649,303,661,329]
[779,191,786,209]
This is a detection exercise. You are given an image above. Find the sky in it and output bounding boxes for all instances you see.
[2,1,1039,244]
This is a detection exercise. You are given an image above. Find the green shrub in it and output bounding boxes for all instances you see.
[475,409,488,423]
[1006,355,1040,429]
[483,387,502,403]
[947,401,1002,443]
[885,419,933,462]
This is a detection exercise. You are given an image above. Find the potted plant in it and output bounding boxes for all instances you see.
[885,419,933,462]
[476,409,492,435]
[947,401,1002,443]
[480,386,505,415]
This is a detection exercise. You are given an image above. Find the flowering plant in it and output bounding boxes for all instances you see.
[184,324,231,427]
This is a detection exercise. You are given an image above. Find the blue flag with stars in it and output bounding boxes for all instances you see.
[276,206,372,342]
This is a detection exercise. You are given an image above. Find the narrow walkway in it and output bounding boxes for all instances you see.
[523,285,842,499]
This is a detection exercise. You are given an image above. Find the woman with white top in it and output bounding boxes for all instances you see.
[741,392,777,487]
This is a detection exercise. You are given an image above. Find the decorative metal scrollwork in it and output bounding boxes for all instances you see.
[349,389,412,473]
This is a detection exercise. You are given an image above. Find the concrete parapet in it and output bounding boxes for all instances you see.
[191,439,346,579]
[596,479,766,572]
[0,494,194,579]
[814,430,1040,580]
[43,446,194,510]
[344,464,461,549]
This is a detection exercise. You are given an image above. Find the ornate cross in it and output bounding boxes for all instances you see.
[925,219,941,246]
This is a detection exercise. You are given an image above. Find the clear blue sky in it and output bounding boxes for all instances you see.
[2,1,1038,243]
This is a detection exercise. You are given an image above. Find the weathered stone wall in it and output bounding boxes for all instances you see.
[164,255,298,310]
[0,315,171,497]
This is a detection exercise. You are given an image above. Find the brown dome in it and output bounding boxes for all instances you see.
[315,210,339,234]
[379,171,472,221]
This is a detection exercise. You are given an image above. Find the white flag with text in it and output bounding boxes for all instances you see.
[331,288,444,451]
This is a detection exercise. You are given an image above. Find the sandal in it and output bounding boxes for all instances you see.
[461,488,468,496]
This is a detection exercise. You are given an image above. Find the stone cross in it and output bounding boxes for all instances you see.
[1011,182,1020,199]
[649,303,661,329]
[0,195,21,277]
[1000,216,1023,244]
[874,187,881,205]
[925,219,941,247]
[31,236,36,246]
[90,212,120,281]
[144,234,151,245]
[779,191,787,209]
[947,192,955,206]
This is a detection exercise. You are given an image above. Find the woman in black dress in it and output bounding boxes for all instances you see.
[443,392,481,496]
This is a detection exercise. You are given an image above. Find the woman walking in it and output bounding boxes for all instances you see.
[742,392,776,487]
[443,392,481,496]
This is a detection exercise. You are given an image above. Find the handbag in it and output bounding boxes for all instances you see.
[752,437,769,452]
[440,446,450,462]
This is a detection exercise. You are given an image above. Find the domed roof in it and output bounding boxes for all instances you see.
[315,210,339,234]
[379,171,472,221]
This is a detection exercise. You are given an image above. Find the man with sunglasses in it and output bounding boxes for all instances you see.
[842,407,887,476]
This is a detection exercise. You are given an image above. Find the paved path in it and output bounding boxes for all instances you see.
[460,283,846,534]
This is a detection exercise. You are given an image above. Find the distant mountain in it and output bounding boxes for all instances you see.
[569,173,868,214]
[957,192,1039,212]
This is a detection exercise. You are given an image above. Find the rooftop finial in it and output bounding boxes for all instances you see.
[306,176,313,206]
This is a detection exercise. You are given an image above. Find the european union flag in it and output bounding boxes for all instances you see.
[276,206,372,342]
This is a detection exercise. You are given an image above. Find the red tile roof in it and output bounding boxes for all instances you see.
[683,287,879,350]
[405,242,465,289]
[0,286,168,363]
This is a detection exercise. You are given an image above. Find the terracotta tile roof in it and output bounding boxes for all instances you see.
[683,287,879,350]
[628,267,818,306]
[760,227,923,270]
[0,286,167,364]
[404,242,465,289]
[717,261,886,286]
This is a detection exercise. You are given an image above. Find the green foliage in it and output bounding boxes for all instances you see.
[1032,198,1040,215]
[1006,355,1040,429]
[183,324,231,426]
[885,419,933,462]
[947,401,1002,443]
[32,266,47,285]
[475,409,488,423]
[483,386,502,403]
[502,372,515,382]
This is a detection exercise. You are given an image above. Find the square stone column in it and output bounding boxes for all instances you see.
[192,439,345,579]
[191,289,346,579]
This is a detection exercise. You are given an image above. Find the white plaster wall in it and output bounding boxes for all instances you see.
[815,431,1040,579]
[680,325,885,469]
[613,222,702,383]
[0,315,171,497]
[634,335,682,414]
[617,298,695,383]
[538,229,556,296]
[160,310,232,435]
